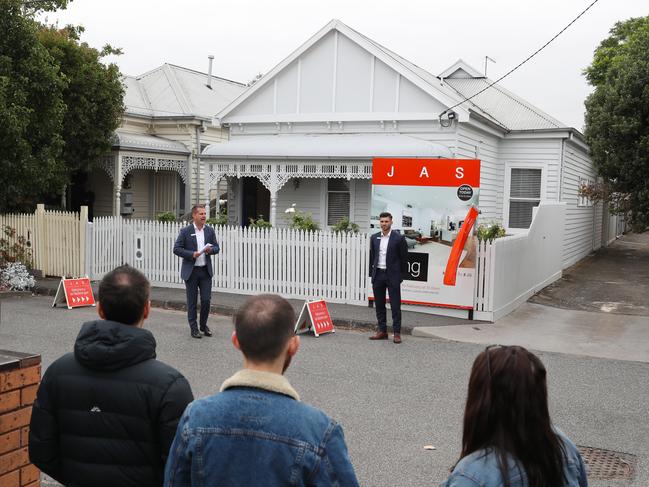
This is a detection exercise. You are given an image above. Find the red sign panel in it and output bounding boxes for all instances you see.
[63,278,95,308]
[372,158,480,187]
[307,300,334,336]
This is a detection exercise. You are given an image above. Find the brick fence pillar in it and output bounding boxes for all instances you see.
[0,351,41,487]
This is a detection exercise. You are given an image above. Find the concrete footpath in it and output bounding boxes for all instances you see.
[33,278,479,334]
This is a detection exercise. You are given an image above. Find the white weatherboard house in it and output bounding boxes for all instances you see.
[91,63,246,220]
[203,19,614,269]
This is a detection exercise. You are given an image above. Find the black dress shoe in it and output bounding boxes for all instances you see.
[201,326,212,337]
[191,330,202,339]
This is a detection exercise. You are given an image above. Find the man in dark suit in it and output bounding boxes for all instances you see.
[173,204,220,339]
[369,212,408,343]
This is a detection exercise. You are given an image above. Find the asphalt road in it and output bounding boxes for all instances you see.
[1,295,648,486]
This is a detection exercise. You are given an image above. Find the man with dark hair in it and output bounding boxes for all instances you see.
[174,204,220,339]
[369,211,408,343]
[165,294,359,486]
[29,265,194,487]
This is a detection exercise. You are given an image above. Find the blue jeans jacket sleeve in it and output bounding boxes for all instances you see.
[164,407,192,487]
[315,422,359,487]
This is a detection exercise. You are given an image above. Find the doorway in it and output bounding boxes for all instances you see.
[241,177,270,226]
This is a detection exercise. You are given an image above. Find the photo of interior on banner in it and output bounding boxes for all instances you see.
[369,158,481,317]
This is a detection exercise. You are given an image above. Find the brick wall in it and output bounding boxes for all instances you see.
[0,351,41,487]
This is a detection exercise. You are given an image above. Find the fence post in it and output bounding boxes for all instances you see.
[34,204,46,274]
[85,221,93,278]
[79,206,88,277]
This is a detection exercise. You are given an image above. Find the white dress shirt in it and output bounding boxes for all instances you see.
[193,223,207,267]
[378,230,391,269]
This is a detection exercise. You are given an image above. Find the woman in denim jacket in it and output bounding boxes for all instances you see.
[442,345,588,487]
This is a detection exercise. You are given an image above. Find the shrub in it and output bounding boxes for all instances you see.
[0,225,33,268]
[156,212,176,222]
[331,217,360,234]
[207,213,228,226]
[476,222,506,242]
[248,215,272,229]
[0,262,35,291]
[288,211,320,231]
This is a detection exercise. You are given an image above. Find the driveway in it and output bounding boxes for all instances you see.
[413,232,649,363]
[529,232,649,315]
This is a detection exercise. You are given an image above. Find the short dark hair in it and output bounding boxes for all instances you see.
[191,204,205,215]
[98,265,150,326]
[234,294,296,362]
[379,212,392,219]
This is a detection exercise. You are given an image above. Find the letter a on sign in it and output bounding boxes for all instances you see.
[294,300,335,337]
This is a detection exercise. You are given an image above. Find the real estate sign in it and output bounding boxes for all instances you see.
[369,158,481,310]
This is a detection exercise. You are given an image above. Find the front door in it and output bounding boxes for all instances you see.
[241,177,270,226]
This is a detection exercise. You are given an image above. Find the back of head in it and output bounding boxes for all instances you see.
[98,265,150,326]
[234,294,295,362]
[460,346,565,487]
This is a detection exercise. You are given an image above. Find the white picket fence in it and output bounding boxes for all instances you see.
[0,204,87,277]
[89,218,370,305]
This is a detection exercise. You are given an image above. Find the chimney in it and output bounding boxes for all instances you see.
[207,55,214,89]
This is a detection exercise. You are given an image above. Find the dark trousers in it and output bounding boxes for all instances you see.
[372,269,402,333]
[185,266,212,332]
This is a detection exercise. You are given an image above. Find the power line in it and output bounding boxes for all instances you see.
[440,0,601,118]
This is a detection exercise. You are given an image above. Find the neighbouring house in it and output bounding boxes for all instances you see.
[203,19,617,269]
[89,62,246,220]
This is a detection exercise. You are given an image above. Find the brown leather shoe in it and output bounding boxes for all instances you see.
[369,331,388,340]
[393,333,402,344]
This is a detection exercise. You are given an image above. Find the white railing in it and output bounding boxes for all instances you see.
[90,218,370,305]
[473,202,566,321]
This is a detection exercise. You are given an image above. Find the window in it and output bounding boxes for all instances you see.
[508,168,542,229]
[327,179,350,226]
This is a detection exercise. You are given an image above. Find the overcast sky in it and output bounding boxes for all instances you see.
[40,0,647,131]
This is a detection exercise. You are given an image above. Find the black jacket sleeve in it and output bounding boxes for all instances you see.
[173,227,195,260]
[28,367,64,484]
[158,375,194,464]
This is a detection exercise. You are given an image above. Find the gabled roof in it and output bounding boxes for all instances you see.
[439,60,567,131]
[215,19,470,123]
[124,64,246,120]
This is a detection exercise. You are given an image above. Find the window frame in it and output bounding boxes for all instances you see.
[325,178,355,228]
[503,163,546,232]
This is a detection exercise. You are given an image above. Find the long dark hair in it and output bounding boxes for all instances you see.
[457,345,566,487]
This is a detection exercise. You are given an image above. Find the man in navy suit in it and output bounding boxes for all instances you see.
[369,212,408,343]
[174,205,220,339]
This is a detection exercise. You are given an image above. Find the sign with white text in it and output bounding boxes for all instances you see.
[369,158,480,310]
[294,299,335,337]
[52,277,96,310]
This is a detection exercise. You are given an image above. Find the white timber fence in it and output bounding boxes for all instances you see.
[0,204,88,278]
[89,218,370,305]
[473,202,566,321]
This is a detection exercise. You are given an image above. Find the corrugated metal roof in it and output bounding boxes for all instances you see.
[443,77,566,131]
[123,64,246,119]
[112,132,190,154]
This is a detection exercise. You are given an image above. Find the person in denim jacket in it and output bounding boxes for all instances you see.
[442,345,588,487]
[164,294,359,487]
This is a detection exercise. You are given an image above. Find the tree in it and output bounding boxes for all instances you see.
[0,0,67,211]
[38,25,124,177]
[583,16,649,231]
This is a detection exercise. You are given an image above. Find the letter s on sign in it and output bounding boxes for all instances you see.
[455,167,464,179]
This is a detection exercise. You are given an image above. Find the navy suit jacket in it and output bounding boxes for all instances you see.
[173,224,220,280]
[369,231,408,286]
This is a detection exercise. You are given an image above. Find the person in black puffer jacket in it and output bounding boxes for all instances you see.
[29,265,194,487]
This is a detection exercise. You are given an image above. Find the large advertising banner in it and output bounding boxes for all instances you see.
[369,158,481,310]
